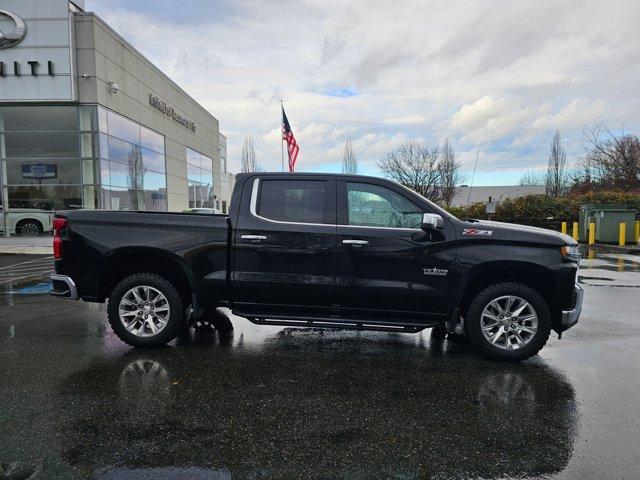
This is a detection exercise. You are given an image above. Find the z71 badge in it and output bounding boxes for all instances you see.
[463,228,493,236]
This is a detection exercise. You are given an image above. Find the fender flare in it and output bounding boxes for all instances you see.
[448,260,557,320]
[99,246,198,298]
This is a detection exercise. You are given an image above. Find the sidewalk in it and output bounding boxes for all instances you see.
[0,236,53,255]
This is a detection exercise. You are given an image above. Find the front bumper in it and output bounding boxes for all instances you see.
[49,274,79,300]
[560,283,583,331]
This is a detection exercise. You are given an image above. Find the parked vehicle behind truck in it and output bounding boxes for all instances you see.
[0,207,53,236]
[50,173,583,361]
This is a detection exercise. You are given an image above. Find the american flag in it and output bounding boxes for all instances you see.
[282,106,299,172]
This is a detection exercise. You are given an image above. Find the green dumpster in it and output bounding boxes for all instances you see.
[593,208,637,244]
[578,204,634,243]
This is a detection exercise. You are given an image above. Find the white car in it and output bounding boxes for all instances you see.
[0,207,54,236]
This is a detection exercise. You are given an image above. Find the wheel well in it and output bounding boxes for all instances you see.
[459,268,559,319]
[99,252,192,305]
[16,218,43,231]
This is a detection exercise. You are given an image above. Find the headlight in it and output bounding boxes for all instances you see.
[561,244,581,264]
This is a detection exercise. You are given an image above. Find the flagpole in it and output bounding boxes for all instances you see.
[280,100,284,172]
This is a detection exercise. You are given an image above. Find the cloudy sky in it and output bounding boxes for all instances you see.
[86,0,640,185]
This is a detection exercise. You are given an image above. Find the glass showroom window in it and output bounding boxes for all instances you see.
[0,106,87,236]
[97,107,167,211]
[0,106,84,237]
[186,147,214,208]
[79,105,100,210]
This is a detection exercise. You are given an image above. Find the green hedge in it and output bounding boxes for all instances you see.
[447,191,640,225]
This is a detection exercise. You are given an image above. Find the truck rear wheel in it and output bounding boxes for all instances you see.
[465,282,551,362]
[107,273,185,348]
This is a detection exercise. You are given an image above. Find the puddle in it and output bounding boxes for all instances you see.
[50,343,577,480]
[578,249,640,286]
[0,459,43,479]
[5,282,52,295]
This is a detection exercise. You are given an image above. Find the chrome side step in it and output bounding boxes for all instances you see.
[235,312,431,333]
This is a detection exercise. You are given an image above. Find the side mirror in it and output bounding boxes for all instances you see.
[422,213,444,231]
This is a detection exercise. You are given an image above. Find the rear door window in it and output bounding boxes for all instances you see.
[258,180,326,224]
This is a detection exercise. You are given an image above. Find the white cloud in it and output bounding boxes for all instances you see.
[450,96,536,144]
[86,0,640,183]
[384,115,425,125]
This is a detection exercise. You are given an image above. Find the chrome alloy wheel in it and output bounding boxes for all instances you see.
[118,285,171,337]
[20,223,40,237]
[480,295,538,350]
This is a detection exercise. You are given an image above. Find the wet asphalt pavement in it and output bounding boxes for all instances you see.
[1,252,640,479]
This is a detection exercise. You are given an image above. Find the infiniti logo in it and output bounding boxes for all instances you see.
[0,9,27,50]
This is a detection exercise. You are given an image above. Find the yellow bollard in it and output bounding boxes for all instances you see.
[572,222,579,241]
[619,223,626,246]
[635,221,640,244]
[588,222,595,245]
[561,222,567,234]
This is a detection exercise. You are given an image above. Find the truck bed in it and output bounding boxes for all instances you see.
[54,209,230,304]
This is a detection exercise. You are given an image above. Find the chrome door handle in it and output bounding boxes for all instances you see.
[342,239,369,246]
[241,234,267,241]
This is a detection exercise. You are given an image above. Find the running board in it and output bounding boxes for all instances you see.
[235,312,433,333]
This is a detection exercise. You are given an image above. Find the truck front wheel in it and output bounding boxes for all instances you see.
[107,273,185,348]
[465,282,551,361]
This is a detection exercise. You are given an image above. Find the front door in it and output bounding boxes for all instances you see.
[232,175,337,317]
[334,179,454,323]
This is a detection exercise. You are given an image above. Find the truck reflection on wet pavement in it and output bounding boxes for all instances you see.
[1,250,640,479]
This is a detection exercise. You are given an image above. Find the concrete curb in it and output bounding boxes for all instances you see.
[0,246,53,255]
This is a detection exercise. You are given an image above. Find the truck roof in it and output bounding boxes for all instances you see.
[235,172,390,182]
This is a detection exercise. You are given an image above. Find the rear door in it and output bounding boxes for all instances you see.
[232,175,337,317]
[334,178,454,322]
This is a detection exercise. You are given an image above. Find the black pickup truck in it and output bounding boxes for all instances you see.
[50,173,583,361]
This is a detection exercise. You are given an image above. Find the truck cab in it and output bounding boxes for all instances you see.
[230,173,456,327]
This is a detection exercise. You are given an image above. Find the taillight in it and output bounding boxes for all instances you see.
[53,218,68,260]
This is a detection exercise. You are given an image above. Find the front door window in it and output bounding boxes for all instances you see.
[347,182,422,229]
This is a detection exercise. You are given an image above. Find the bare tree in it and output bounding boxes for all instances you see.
[580,122,640,191]
[127,144,144,209]
[545,129,568,196]
[438,138,464,207]
[342,136,358,174]
[519,170,544,186]
[378,140,441,200]
[240,134,259,173]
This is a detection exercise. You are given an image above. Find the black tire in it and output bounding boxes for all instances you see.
[107,273,185,348]
[466,282,551,362]
[18,220,42,237]
[431,323,447,340]
[193,307,234,334]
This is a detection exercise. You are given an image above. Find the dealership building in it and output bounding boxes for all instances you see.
[0,0,228,223]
